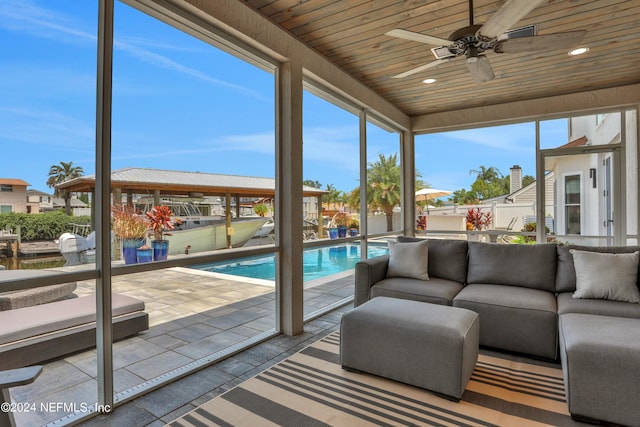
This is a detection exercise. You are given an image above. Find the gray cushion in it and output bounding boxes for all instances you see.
[570,249,640,303]
[398,237,468,283]
[559,313,640,426]
[556,244,640,293]
[386,240,429,280]
[371,276,464,306]
[557,292,640,318]
[467,242,557,292]
[341,297,479,400]
[0,294,145,345]
[453,284,558,359]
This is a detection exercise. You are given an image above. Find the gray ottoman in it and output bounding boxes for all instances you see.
[559,313,640,426]
[340,296,479,401]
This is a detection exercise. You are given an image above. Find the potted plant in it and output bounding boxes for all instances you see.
[253,203,268,217]
[145,205,174,261]
[136,244,153,263]
[465,208,493,241]
[348,218,359,237]
[333,212,350,238]
[112,204,147,264]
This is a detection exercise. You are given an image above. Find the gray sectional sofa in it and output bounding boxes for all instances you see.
[355,237,640,426]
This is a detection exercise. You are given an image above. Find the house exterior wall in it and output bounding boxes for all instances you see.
[554,110,637,244]
[0,184,28,213]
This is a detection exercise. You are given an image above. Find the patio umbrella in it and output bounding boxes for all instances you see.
[415,188,452,213]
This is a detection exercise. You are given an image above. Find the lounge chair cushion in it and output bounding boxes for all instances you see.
[570,249,640,303]
[0,294,145,345]
[386,240,429,280]
[0,270,77,311]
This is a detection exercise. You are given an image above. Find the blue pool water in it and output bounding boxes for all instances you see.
[192,244,389,281]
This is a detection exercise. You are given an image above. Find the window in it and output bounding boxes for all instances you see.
[0,185,12,192]
[0,205,12,214]
[565,174,581,234]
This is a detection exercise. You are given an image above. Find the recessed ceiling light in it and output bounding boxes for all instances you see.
[422,78,437,84]
[568,47,589,56]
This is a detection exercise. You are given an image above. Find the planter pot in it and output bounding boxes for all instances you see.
[152,240,169,261]
[122,238,146,264]
[136,247,153,263]
[337,226,348,238]
[328,228,339,239]
[349,228,358,237]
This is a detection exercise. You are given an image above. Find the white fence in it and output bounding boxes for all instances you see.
[425,202,544,232]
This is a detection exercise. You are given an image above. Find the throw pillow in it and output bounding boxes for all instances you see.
[570,249,640,303]
[386,240,429,280]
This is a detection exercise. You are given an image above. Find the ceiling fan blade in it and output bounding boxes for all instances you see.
[466,55,495,83]
[495,30,587,53]
[385,29,451,47]
[478,0,546,39]
[392,59,451,79]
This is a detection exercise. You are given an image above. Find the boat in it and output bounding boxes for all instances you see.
[252,218,274,238]
[167,217,268,255]
[58,216,268,265]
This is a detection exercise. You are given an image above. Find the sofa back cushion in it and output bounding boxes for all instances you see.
[467,242,557,292]
[398,237,468,284]
[556,244,640,293]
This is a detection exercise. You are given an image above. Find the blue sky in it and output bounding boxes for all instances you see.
[0,0,567,198]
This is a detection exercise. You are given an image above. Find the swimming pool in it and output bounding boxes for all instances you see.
[192,243,389,281]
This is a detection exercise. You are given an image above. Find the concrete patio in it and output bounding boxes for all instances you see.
[9,267,354,426]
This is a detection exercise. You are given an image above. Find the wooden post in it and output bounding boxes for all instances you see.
[225,192,232,249]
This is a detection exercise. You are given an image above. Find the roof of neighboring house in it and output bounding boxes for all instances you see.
[27,189,52,197]
[505,172,555,203]
[56,167,328,197]
[53,198,88,208]
[0,178,30,186]
[558,136,588,149]
[483,172,555,204]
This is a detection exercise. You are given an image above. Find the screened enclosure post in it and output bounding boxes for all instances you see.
[96,0,114,409]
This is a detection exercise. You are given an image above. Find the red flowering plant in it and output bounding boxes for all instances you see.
[145,205,175,241]
[465,207,493,231]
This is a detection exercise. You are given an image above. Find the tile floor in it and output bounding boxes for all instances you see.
[78,305,351,426]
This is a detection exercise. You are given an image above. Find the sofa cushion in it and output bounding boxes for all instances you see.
[371,277,464,306]
[467,242,557,292]
[570,249,640,303]
[386,240,429,280]
[398,237,467,283]
[556,244,640,293]
[452,284,558,359]
[557,292,640,318]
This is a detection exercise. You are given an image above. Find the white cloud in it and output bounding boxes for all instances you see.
[0,0,263,98]
[0,106,94,148]
[445,125,534,153]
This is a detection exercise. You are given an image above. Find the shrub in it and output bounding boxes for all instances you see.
[521,222,550,243]
[465,208,492,231]
[0,212,91,241]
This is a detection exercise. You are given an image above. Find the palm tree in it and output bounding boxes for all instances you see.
[47,161,84,215]
[368,153,401,232]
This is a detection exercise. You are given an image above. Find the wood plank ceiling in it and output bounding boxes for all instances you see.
[243,0,640,117]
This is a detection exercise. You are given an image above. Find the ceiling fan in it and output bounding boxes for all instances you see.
[386,0,586,83]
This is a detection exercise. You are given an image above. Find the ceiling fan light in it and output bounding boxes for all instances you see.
[569,47,589,56]
[422,78,437,84]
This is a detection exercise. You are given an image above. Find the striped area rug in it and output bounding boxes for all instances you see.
[169,332,582,426]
